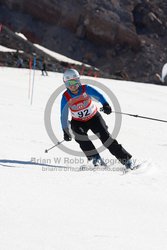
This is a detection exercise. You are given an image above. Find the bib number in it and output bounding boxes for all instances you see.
[77,109,90,118]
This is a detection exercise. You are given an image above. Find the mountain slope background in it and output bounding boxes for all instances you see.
[0,0,167,83]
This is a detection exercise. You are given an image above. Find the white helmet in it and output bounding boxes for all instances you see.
[63,68,81,88]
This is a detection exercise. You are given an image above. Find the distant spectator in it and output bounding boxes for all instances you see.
[0,24,3,32]
[17,57,24,68]
[41,60,48,76]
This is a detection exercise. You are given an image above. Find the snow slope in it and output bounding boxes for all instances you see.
[0,67,167,250]
[0,45,16,52]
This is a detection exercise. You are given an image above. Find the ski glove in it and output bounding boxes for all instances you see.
[63,128,72,141]
[103,103,112,114]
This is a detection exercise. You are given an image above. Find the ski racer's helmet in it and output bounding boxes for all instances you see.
[63,68,81,88]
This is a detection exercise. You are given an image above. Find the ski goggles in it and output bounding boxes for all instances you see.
[65,79,80,88]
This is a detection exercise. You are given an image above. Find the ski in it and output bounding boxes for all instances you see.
[122,160,148,175]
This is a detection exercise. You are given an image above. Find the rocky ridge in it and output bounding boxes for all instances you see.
[0,0,167,83]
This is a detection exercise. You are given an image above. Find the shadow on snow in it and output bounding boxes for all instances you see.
[0,159,66,169]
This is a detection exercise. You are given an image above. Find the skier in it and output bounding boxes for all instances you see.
[60,68,134,169]
[41,60,48,76]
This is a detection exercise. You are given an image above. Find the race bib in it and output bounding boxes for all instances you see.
[71,103,97,121]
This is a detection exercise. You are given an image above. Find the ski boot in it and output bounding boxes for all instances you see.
[91,155,107,167]
[125,158,136,170]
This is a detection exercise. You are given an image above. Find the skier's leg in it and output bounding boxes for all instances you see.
[71,119,100,160]
[89,113,132,164]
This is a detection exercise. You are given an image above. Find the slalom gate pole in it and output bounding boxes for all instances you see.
[45,140,65,153]
[100,108,167,123]
[28,68,31,99]
[30,55,36,105]
[28,58,33,99]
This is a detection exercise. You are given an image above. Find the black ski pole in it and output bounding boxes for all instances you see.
[114,111,167,123]
[100,108,167,123]
[45,140,64,153]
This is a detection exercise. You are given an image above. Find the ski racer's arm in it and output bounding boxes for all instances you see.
[60,95,72,141]
[61,94,69,129]
[85,85,107,104]
[85,85,112,114]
